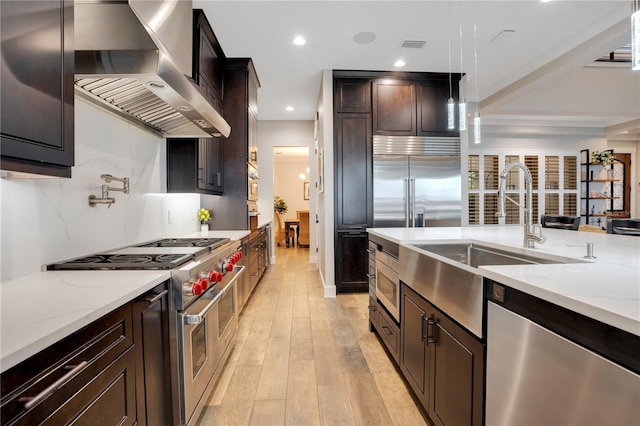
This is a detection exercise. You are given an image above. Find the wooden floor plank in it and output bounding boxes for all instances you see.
[317,384,356,425]
[248,399,286,426]
[255,337,291,400]
[285,359,321,425]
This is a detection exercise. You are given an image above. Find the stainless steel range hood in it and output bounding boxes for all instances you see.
[74,0,231,138]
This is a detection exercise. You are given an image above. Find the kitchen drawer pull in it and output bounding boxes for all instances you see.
[381,325,394,336]
[367,248,376,254]
[366,273,376,279]
[426,317,436,344]
[420,313,426,342]
[143,289,168,304]
[20,361,89,410]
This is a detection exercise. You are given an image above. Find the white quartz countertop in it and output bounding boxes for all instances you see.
[368,226,640,336]
[0,229,251,373]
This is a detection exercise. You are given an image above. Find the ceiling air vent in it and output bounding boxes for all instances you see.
[401,40,427,49]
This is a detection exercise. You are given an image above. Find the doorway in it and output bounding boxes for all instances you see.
[273,147,310,249]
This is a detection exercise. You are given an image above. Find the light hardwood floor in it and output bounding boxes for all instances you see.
[197,244,427,426]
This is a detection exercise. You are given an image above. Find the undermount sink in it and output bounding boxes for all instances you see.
[413,242,586,268]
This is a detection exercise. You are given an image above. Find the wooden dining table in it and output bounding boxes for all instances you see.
[283,218,299,247]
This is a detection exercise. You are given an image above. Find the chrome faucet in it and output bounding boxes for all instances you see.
[496,162,546,248]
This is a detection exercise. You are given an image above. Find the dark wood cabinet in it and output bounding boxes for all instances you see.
[372,80,417,136]
[373,78,459,137]
[166,137,224,195]
[211,58,261,230]
[400,283,484,426]
[0,0,74,178]
[335,231,369,292]
[375,301,400,363]
[193,9,225,113]
[335,78,372,113]
[133,283,172,426]
[1,305,137,425]
[417,80,459,137]
[334,113,373,230]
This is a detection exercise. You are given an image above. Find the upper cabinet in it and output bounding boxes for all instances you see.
[335,78,372,113]
[372,80,417,135]
[166,138,224,195]
[0,0,74,178]
[192,9,225,113]
[372,77,460,137]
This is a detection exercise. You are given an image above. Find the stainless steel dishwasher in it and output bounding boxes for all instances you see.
[486,298,640,425]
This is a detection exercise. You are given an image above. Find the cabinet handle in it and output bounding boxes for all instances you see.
[426,317,436,344]
[420,313,426,342]
[216,172,222,187]
[381,325,394,336]
[367,305,376,311]
[20,361,89,410]
[366,273,376,279]
[143,289,168,304]
[367,248,376,254]
[198,167,204,183]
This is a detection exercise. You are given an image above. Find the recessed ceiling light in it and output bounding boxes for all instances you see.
[353,32,376,44]
[293,36,306,46]
[540,0,552,3]
[286,106,294,111]
[394,59,405,68]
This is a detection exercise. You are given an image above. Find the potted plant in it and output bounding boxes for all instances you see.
[274,195,288,216]
[591,151,615,168]
[198,208,211,233]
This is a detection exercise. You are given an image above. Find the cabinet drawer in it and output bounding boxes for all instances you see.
[1,305,134,425]
[376,303,399,363]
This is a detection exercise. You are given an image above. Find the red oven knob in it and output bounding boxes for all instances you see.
[209,271,222,283]
[226,261,234,272]
[192,279,206,295]
[237,251,243,260]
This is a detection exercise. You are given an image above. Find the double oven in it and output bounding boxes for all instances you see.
[48,237,245,426]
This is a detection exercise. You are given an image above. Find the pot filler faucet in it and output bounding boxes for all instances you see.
[496,162,546,248]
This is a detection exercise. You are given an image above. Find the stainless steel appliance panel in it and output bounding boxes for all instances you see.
[375,250,400,322]
[410,156,461,227]
[373,155,461,228]
[487,302,640,425]
[373,155,410,227]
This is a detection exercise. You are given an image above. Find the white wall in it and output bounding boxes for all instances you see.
[0,99,200,281]
[317,70,335,297]
[257,120,315,264]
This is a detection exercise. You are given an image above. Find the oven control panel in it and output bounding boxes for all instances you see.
[181,249,243,297]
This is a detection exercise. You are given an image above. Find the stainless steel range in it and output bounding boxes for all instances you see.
[47,236,245,426]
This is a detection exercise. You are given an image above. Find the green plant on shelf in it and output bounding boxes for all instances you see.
[591,151,615,168]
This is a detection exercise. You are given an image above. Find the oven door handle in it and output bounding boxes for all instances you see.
[184,266,245,325]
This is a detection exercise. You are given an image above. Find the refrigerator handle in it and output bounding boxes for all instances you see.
[404,178,410,227]
[410,178,416,228]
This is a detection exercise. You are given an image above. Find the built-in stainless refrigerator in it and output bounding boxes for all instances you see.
[373,136,461,228]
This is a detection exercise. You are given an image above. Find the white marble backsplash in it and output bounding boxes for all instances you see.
[0,99,201,281]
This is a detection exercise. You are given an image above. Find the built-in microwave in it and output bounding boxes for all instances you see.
[375,250,400,322]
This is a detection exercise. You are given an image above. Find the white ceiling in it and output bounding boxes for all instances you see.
[195,1,640,139]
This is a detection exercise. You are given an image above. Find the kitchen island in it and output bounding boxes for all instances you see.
[368,226,639,335]
[368,225,639,425]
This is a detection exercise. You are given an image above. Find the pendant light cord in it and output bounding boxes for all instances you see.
[448,1,452,99]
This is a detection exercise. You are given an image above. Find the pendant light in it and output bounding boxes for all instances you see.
[633,0,640,71]
[458,23,467,131]
[472,11,481,144]
[447,2,455,130]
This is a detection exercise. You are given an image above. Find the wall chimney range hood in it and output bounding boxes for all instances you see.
[74,0,231,138]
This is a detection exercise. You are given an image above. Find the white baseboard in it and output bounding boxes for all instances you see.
[270,256,277,264]
[308,255,318,264]
[319,272,336,298]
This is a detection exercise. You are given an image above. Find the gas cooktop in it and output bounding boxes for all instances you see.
[46,237,231,270]
[135,237,228,249]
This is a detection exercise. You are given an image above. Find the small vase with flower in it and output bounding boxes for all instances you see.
[198,208,211,234]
